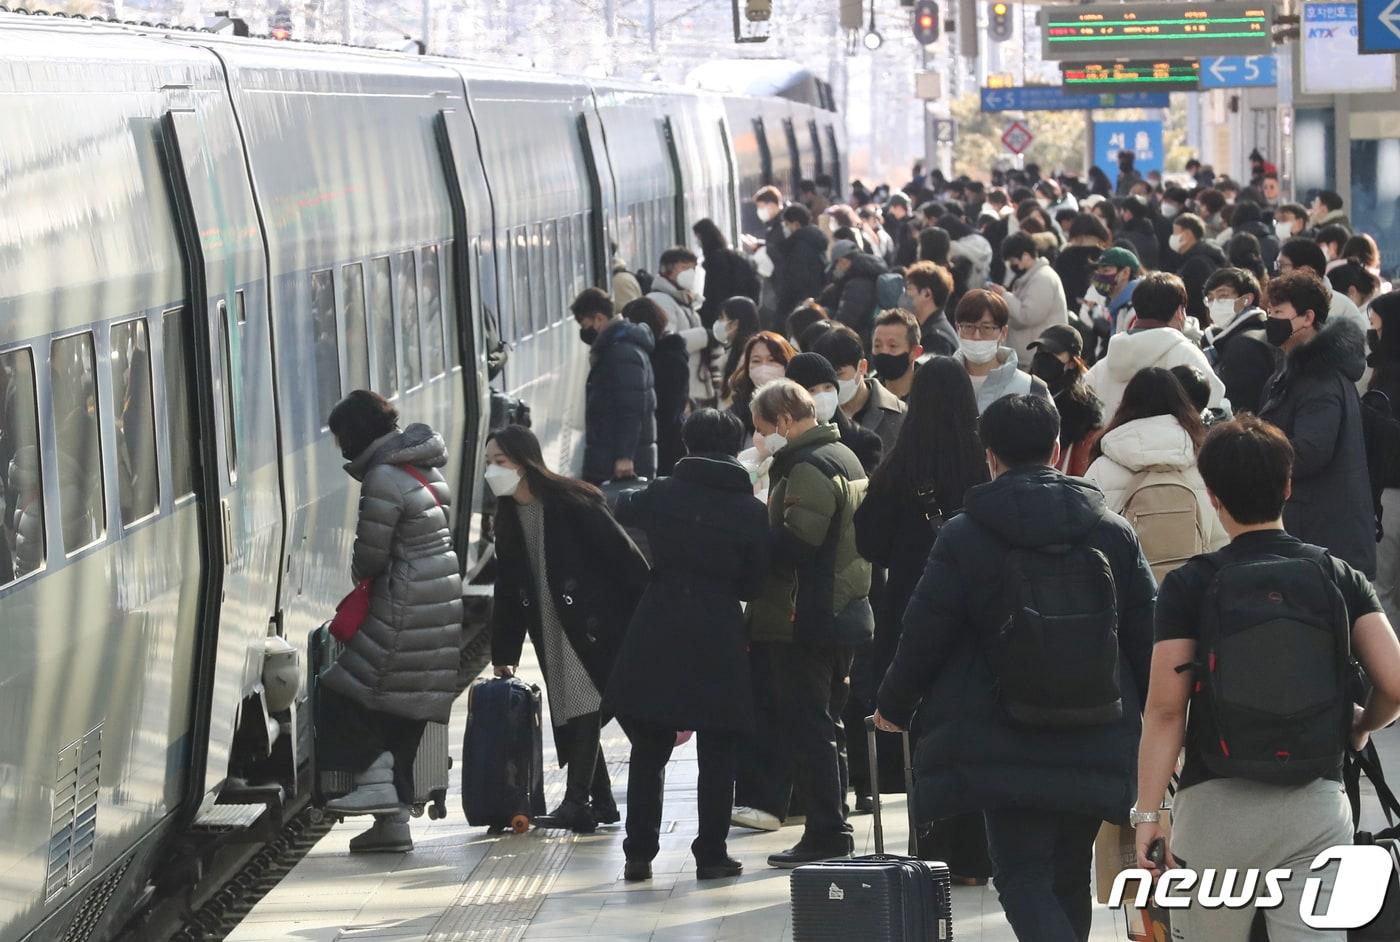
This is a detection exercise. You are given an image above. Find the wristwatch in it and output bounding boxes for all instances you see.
[1128,807,1161,826]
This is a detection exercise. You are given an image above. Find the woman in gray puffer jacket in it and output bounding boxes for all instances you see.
[319,390,463,853]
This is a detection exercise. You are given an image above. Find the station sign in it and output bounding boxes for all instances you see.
[1198,54,1278,87]
[1061,59,1201,91]
[1002,121,1034,155]
[1095,120,1163,187]
[1042,2,1275,61]
[1359,0,1400,52]
[979,86,1171,112]
[1302,3,1397,92]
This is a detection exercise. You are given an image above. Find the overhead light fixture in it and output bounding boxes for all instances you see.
[862,28,883,49]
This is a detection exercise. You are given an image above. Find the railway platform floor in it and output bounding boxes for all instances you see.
[226,647,1399,942]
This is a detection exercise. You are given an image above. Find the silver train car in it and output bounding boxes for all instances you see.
[0,15,843,942]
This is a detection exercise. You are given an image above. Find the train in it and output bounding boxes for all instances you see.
[0,13,844,942]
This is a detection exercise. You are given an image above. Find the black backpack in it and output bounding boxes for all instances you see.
[991,542,1122,728]
[1192,550,1352,785]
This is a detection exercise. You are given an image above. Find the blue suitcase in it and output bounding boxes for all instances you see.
[790,718,953,941]
[461,676,546,833]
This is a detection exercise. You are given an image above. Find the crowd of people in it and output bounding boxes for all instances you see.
[323,154,1400,942]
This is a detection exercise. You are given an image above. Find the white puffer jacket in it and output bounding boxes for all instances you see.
[1084,414,1229,552]
[1085,326,1225,420]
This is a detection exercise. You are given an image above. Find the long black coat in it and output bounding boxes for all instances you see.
[698,249,762,326]
[603,457,771,733]
[490,491,650,700]
[771,224,830,317]
[651,332,691,475]
[1260,316,1376,577]
[877,468,1157,825]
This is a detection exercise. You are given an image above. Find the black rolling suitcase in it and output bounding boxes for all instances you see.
[308,624,452,820]
[790,717,953,942]
[461,676,546,833]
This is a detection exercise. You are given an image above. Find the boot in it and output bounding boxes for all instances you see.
[349,809,413,853]
[325,752,401,816]
[534,799,597,834]
[591,752,619,824]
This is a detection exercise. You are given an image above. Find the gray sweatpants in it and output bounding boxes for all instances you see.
[1374,488,1400,625]
[1169,776,1352,942]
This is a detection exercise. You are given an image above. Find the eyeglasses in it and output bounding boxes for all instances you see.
[957,322,1002,339]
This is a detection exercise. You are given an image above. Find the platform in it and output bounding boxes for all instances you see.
[225,649,1399,942]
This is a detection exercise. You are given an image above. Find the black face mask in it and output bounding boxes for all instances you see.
[872,353,913,381]
[1030,351,1070,392]
[1265,316,1297,347]
[579,325,599,346]
[341,442,360,462]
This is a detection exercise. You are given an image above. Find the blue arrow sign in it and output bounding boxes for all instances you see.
[979,87,1171,113]
[1360,0,1400,52]
[1199,55,1278,88]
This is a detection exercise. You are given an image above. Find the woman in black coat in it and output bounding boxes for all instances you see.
[488,426,650,834]
[603,410,771,882]
[853,357,990,881]
[694,218,761,326]
[622,298,690,475]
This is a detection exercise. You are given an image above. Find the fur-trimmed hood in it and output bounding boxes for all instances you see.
[1282,313,1366,385]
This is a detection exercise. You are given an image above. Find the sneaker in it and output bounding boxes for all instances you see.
[325,753,401,816]
[767,834,855,869]
[696,857,743,880]
[534,799,598,834]
[349,809,412,853]
[593,792,621,826]
[730,806,781,832]
[623,860,652,882]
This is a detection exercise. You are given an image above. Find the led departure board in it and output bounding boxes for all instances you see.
[1042,2,1275,61]
[1060,59,1202,91]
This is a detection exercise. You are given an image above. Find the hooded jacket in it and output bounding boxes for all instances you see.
[747,423,873,646]
[1004,257,1069,364]
[772,224,830,317]
[1085,414,1229,552]
[321,424,464,724]
[950,233,993,290]
[955,347,1055,415]
[877,466,1156,823]
[1086,326,1225,421]
[583,319,658,484]
[1176,240,1228,323]
[1260,316,1377,577]
[647,278,712,403]
[1204,308,1276,415]
[820,251,888,341]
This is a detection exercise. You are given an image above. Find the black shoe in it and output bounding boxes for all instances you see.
[534,800,597,834]
[852,794,874,815]
[624,860,652,882]
[767,834,855,869]
[592,792,621,825]
[696,857,744,880]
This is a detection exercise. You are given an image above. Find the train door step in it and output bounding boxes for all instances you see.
[192,802,267,833]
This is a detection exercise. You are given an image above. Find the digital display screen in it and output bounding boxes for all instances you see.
[1042,2,1274,60]
[1061,59,1202,91]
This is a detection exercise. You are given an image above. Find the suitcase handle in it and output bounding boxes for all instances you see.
[864,716,917,857]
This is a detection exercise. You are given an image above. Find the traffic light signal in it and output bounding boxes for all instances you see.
[911,0,939,44]
[988,0,1013,42]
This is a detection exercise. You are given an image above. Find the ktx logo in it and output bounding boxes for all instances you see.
[1309,26,1339,35]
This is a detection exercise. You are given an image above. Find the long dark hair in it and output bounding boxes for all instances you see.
[693,218,729,259]
[1098,367,1206,456]
[869,356,988,514]
[488,425,601,506]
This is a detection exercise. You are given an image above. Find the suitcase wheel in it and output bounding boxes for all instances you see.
[410,803,426,819]
[510,814,530,834]
[429,801,446,821]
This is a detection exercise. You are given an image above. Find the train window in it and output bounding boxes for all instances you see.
[575,214,589,293]
[310,270,341,426]
[396,252,422,389]
[420,245,445,378]
[529,225,546,333]
[50,332,105,555]
[558,222,574,301]
[512,229,530,336]
[0,347,43,583]
[234,289,247,325]
[496,237,514,343]
[543,222,560,326]
[110,319,158,525]
[163,309,197,500]
[441,241,460,370]
[369,257,398,397]
[218,300,238,479]
[342,263,370,391]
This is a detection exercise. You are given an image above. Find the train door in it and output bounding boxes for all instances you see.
[826,125,843,202]
[576,110,615,287]
[808,120,824,180]
[783,118,802,195]
[160,104,284,806]
[718,118,741,245]
[753,118,773,188]
[661,116,688,244]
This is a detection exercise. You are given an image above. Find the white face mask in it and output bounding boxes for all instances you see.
[1207,297,1240,325]
[762,431,788,455]
[757,205,774,223]
[748,362,785,387]
[837,376,861,405]
[1161,203,1181,220]
[484,464,521,498]
[960,337,999,364]
[675,268,696,292]
[712,318,732,345]
[1274,220,1294,241]
[1168,233,1186,254]
[812,391,839,423]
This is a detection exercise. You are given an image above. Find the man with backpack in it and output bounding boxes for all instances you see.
[1135,415,1400,941]
[820,238,889,345]
[875,394,1157,941]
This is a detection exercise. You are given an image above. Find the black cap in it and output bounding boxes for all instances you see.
[1027,324,1083,359]
[786,352,839,390]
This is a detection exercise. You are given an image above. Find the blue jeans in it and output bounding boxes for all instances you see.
[983,808,1101,942]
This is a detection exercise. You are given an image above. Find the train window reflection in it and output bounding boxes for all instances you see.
[396,252,422,389]
[49,332,106,554]
[218,301,238,478]
[420,245,445,378]
[110,318,158,525]
[513,229,530,336]
[544,222,561,327]
[0,347,43,583]
[342,263,370,391]
[442,241,460,370]
[369,257,398,397]
[163,309,197,500]
[310,270,341,426]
